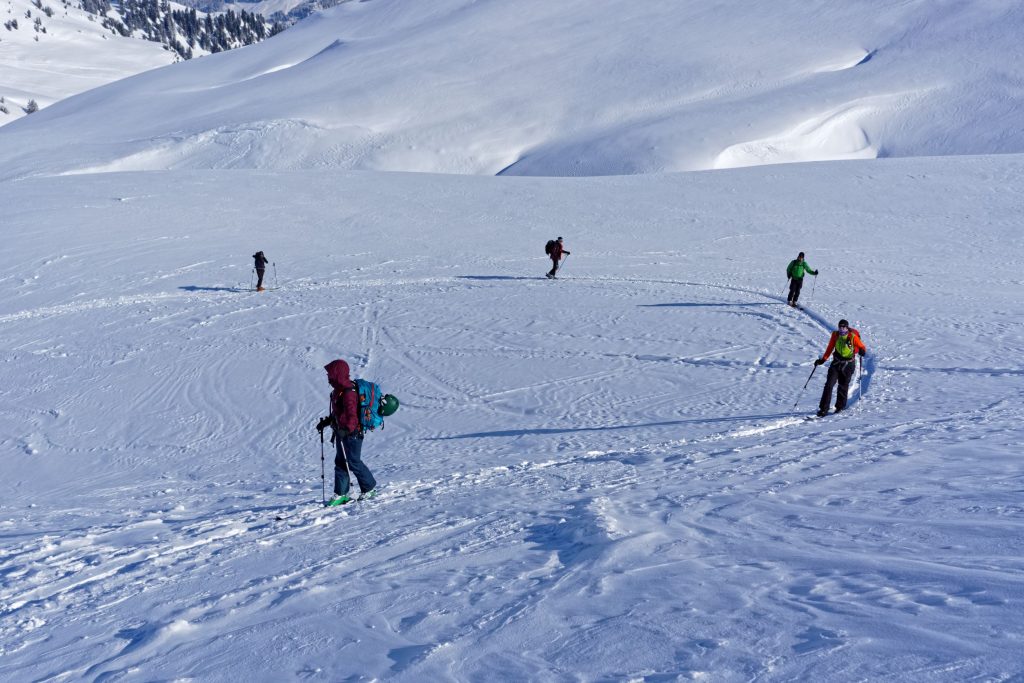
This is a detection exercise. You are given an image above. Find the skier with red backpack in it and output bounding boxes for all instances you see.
[545,237,570,279]
[315,359,399,506]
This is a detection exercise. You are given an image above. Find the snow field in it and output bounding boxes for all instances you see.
[1,156,1023,680]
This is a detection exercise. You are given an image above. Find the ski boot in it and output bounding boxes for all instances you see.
[326,494,352,507]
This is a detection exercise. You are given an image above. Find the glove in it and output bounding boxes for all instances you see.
[316,416,331,433]
[858,349,865,357]
[814,358,825,366]
[564,251,570,255]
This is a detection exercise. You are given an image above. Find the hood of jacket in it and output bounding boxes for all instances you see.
[324,359,352,390]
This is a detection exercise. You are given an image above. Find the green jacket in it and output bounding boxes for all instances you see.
[787,259,818,280]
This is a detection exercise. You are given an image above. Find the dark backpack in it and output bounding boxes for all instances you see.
[545,240,557,256]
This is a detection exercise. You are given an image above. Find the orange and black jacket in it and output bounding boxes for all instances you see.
[820,328,866,362]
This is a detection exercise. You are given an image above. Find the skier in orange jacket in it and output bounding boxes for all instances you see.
[814,319,867,416]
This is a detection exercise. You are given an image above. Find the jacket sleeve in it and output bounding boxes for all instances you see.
[328,388,359,434]
[338,387,360,434]
[820,332,837,361]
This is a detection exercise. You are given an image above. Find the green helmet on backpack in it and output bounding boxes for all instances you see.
[379,393,400,417]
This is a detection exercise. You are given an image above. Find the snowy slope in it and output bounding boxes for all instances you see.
[0,0,175,126]
[2,0,1024,178]
[1,155,1023,680]
[2,0,1024,679]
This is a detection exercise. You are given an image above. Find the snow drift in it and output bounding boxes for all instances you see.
[2,0,1024,178]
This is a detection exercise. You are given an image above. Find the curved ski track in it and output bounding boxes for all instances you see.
[5,269,1019,682]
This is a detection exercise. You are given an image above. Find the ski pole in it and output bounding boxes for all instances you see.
[250,268,255,291]
[806,274,818,307]
[559,253,570,276]
[273,262,279,289]
[338,438,355,496]
[320,430,326,506]
[792,363,819,409]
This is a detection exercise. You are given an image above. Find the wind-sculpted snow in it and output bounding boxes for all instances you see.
[1,156,1023,680]
[2,0,1024,178]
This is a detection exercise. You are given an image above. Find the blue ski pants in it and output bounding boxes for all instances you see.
[334,433,376,496]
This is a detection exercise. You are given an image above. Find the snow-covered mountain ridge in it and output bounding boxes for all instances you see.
[0,0,175,125]
[0,0,282,128]
[2,0,1023,178]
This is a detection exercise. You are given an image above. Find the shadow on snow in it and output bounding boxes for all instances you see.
[639,302,778,308]
[426,412,796,440]
[178,285,247,293]
[458,275,544,282]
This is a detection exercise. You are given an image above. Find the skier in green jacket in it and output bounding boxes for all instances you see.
[786,252,818,307]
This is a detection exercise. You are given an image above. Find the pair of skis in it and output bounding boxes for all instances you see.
[274,490,380,521]
[794,358,864,418]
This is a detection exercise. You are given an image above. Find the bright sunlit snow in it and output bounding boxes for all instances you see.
[2,0,1024,178]
[0,0,175,126]
[1,0,1023,681]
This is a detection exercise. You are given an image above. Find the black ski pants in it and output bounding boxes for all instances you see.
[787,277,804,304]
[547,257,560,277]
[819,358,856,413]
[256,268,266,289]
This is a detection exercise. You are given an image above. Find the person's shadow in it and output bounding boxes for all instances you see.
[640,302,776,308]
[458,276,541,282]
[178,285,246,293]
[425,412,797,440]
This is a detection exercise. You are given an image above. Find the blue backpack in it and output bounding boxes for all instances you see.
[354,379,385,433]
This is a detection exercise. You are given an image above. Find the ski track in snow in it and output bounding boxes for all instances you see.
[1,164,1023,680]
[1,271,1017,681]
[0,275,847,672]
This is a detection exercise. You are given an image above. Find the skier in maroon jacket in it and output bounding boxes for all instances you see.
[316,359,377,505]
[546,237,570,279]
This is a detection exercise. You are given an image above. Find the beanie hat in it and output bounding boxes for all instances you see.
[798,252,805,258]
[838,319,849,328]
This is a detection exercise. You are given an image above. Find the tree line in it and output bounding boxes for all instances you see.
[83,0,287,60]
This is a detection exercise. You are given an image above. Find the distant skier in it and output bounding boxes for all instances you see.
[545,237,570,279]
[814,319,866,417]
[253,251,269,292]
[316,359,377,505]
[786,252,818,307]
